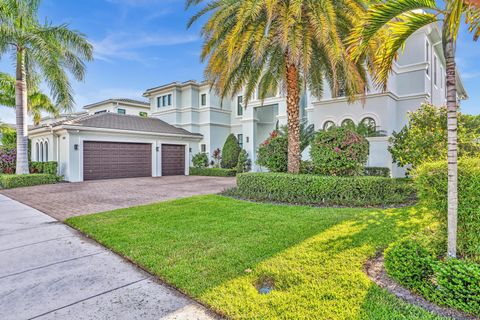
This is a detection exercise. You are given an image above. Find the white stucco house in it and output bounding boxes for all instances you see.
[29,25,466,182]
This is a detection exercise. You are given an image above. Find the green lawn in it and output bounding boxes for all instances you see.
[67,195,446,320]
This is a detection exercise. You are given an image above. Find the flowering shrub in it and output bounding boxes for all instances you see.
[310,127,369,176]
[0,148,16,174]
[256,130,288,172]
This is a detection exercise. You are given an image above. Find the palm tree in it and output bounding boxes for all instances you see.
[0,72,59,125]
[348,0,480,258]
[187,0,369,173]
[0,0,93,174]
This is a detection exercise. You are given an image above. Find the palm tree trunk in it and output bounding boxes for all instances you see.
[286,63,301,174]
[15,48,29,175]
[443,35,458,258]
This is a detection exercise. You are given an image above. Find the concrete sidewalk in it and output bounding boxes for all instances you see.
[0,194,216,320]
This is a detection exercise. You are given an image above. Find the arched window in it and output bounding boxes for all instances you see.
[40,142,44,162]
[44,141,49,162]
[36,143,40,161]
[361,117,376,132]
[323,121,335,131]
[341,119,355,128]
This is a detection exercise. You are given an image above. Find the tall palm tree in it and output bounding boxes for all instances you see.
[187,0,369,173]
[0,0,93,174]
[0,72,59,125]
[349,0,480,258]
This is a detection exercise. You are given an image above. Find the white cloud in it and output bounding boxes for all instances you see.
[91,32,199,62]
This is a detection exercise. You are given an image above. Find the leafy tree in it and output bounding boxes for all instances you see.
[0,126,16,148]
[348,0,480,258]
[192,152,209,168]
[221,134,241,169]
[187,0,369,173]
[0,72,59,125]
[0,0,93,174]
[389,104,480,171]
[310,127,369,176]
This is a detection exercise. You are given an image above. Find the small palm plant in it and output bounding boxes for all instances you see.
[348,0,480,258]
[0,0,93,174]
[187,0,369,173]
[0,72,59,125]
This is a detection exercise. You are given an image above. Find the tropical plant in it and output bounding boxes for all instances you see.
[0,125,16,148]
[0,0,93,174]
[192,152,209,168]
[0,72,59,125]
[187,0,369,173]
[348,0,480,258]
[390,104,480,171]
[221,134,241,169]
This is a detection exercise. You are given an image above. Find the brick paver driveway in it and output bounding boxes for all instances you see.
[0,176,236,220]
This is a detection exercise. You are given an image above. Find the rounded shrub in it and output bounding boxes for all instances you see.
[256,132,288,172]
[385,238,480,316]
[414,158,480,262]
[221,134,241,169]
[192,152,209,168]
[310,127,369,176]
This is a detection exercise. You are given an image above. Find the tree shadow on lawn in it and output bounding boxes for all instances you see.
[68,196,437,319]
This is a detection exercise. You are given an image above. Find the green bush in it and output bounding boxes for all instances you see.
[29,161,58,175]
[234,173,416,207]
[385,239,480,316]
[221,134,241,169]
[257,132,288,172]
[236,149,251,173]
[0,174,58,189]
[365,167,390,177]
[310,127,369,176]
[190,167,237,177]
[414,158,480,261]
[192,152,209,168]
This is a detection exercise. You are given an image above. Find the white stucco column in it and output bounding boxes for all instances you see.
[242,106,258,171]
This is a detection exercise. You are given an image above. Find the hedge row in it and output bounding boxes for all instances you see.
[189,167,237,177]
[414,158,480,261]
[0,174,58,189]
[30,161,58,175]
[235,173,416,207]
[385,238,480,316]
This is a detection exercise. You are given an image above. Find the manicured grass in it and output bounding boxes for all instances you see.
[67,195,446,319]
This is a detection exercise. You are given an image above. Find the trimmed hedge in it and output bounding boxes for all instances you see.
[0,174,58,189]
[189,167,237,177]
[221,134,241,169]
[385,238,480,316]
[414,158,480,261]
[235,173,416,207]
[30,161,58,175]
[365,167,390,177]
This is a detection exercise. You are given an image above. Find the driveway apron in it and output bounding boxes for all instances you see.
[0,194,216,320]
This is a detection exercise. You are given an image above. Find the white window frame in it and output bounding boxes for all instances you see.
[434,55,438,87]
[426,40,431,77]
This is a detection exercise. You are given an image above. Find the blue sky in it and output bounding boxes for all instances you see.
[0,0,479,124]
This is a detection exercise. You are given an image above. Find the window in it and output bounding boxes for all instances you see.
[341,119,355,128]
[117,108,126,115]
[201,144,206,152]
[44,141,48,162]
[157,94,173,108]
[323,121,335,131]
[139,111,148,118]
[201,94,207,106]
[360,117,377,135]
[237,134,244,149]
[94,110,107,114]
[434,55,438,86]
[426,40,430,76]
[36,142,40,161]
[237,96,243,116]
[40,142,44,162]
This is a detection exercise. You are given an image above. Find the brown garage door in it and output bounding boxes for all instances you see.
[162,144,185,176]
[83,141,152,181]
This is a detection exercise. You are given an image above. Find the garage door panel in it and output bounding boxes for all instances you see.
[161,144,185,176]
[83,141,152,181]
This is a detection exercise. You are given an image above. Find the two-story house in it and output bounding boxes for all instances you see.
[29,25,466,181]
